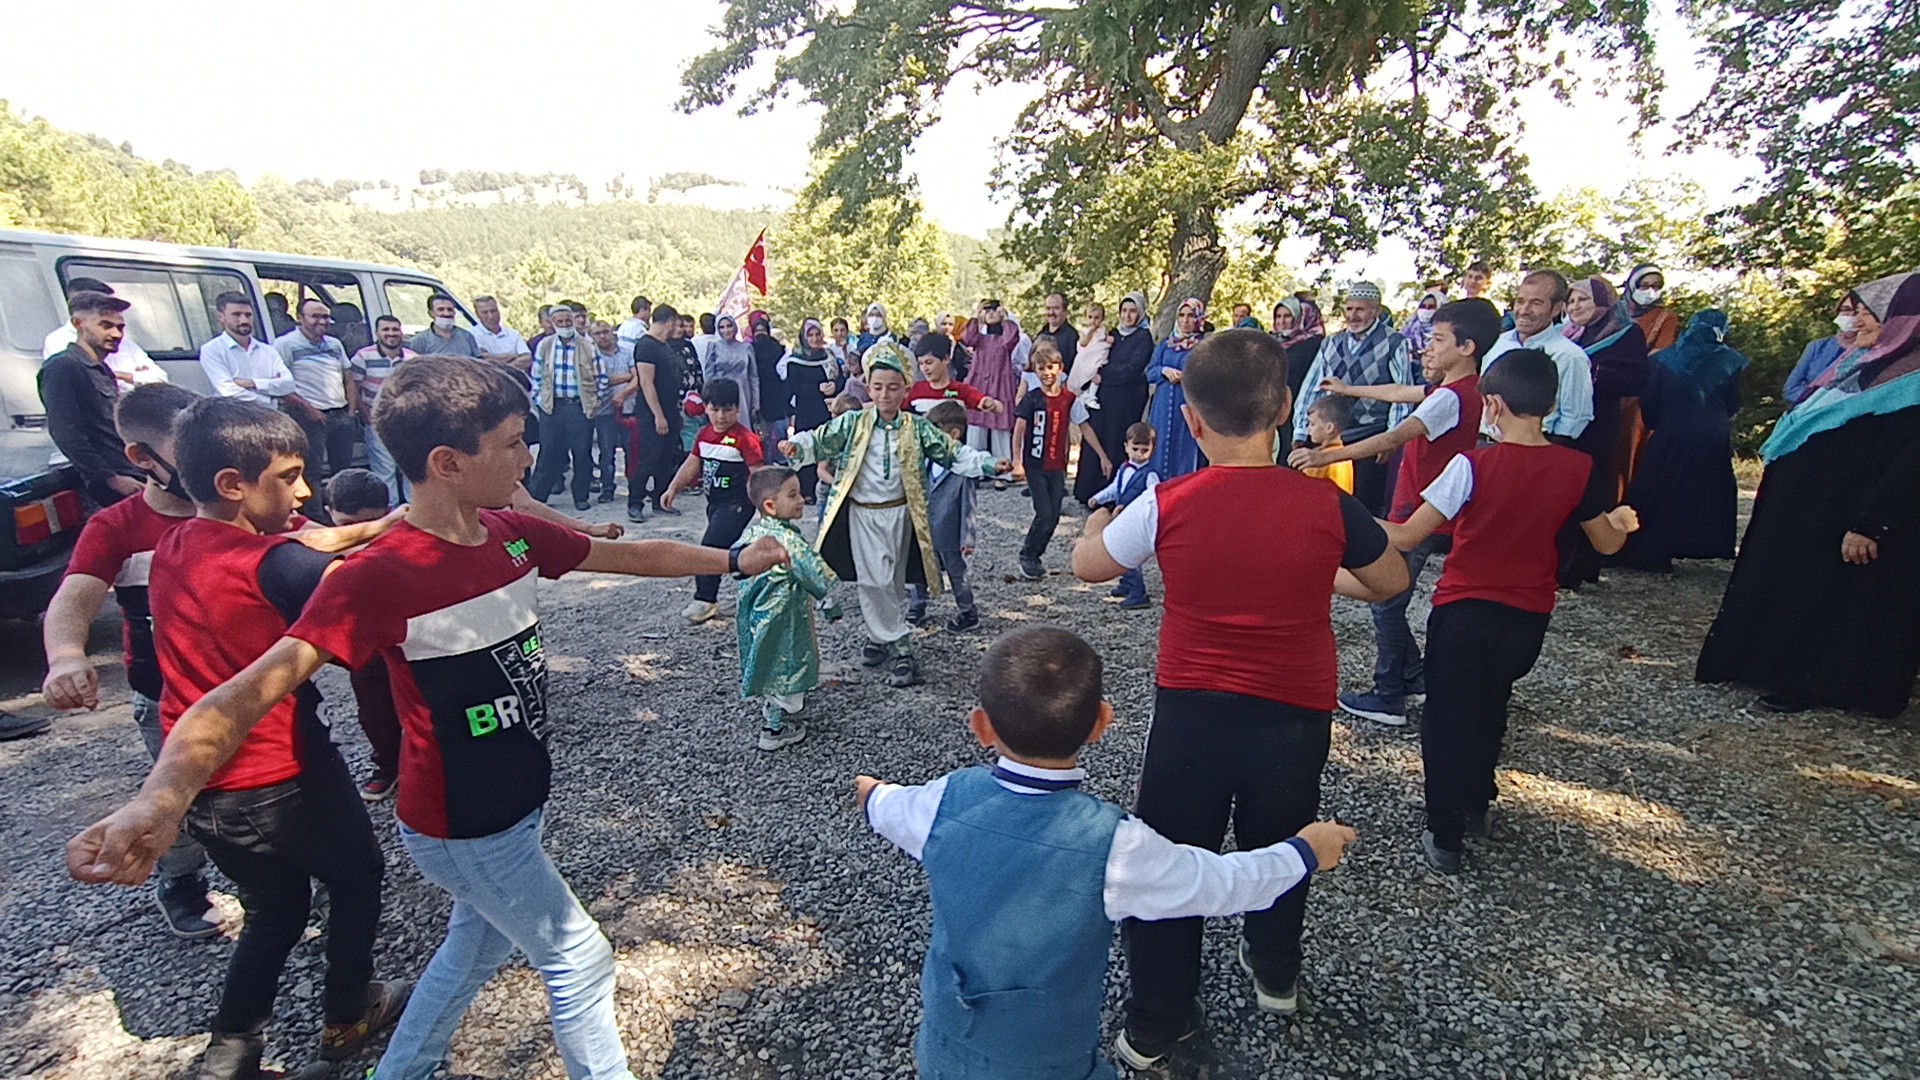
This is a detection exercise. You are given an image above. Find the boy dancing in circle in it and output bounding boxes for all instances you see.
[780,342,1010,687]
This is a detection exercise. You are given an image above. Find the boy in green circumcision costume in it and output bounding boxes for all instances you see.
[779,342,1011,688]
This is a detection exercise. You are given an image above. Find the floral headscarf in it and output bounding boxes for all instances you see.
[1167,298,1206,352]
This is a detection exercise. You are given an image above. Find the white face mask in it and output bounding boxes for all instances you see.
[556,326,576,340]
[867,315,886,334]
[1630,288,1661,307]
[1415,308,1434,325]
[432,316,455,331]
[1835,314,1860,334]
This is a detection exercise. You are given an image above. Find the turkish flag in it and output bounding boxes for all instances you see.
[743,229,768,295]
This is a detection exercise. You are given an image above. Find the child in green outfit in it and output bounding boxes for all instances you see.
[736,465,842,751]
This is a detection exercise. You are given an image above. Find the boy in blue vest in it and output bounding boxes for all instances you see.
[857,625,1356,1080]
[905,400,981,632]
[1086,421,1159,610]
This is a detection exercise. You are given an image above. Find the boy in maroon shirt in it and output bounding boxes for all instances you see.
[1291,298,1501,726]
[660,377,765,625]
[68,357,790,1080]
[907,334,1004,416]
[1383,349,1638,874]
[1072,330,1406,1067]
[1012,345,1109,580]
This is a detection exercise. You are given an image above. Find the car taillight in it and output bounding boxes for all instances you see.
[51,489,82,529]
[15,503,49,546]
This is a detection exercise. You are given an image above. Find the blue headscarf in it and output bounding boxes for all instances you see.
[1761,273,1920,462]
[1656,310,1746,387]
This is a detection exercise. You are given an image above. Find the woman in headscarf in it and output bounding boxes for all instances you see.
[703,314,761,423]
[1147,298,1209,479]
[1401,288,1449,356]
[1784,290,1876,406]
[749,311,789,461]
[1616,310,1745,573]
[1562,277,1651,581]
[958,300,1022,469]
[1271,296,1322,401]
[1697,271,1920,717]
[1068,301,1113,505]
[1623,264,1680,351]
[1085,292,1156,488]
[780,318,840,502]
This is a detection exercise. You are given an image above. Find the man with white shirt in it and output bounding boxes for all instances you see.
[615,294,651,351]
[471,295,531,374]
[42,278,168,385]
[273,298,357,509]
[198,292,302,407]
[1480,269,1593,441]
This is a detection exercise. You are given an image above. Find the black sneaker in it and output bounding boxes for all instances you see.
[906,607,928,627]
[945,610,980,633]
[1018,558,1044,581]
[0,712,51,741]
[888,654,918,687]
[156,874,220,939]
[860,642,888,668]
[596,491,615,504]
[1113,1009,1202,1070]
[1462,807,1490,839]
[1421,829,1463,875]
[627,504,647,523]
[651,500,682,517]
[1236,940,1299,1014]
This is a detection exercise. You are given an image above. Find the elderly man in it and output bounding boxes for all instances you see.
[407,293,480,357]
[1481,269,1593,441]
[273,298,357,508]
[40,292,149,505]
[1290,281,1419,515]
[472,295,531,373]
[529,305,599,511]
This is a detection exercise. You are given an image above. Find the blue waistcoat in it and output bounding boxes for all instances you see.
[916,766,1124,1080]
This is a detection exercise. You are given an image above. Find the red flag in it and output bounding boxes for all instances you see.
[743,229,768,295]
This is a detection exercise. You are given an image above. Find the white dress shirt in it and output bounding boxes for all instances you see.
[43,325,168,384]
[866,757,1315,922]
[472,323,528,360]
[1482,325,1594,439]
[199,332,297,404]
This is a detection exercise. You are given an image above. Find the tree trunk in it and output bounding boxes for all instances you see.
[1157,205,1227,336]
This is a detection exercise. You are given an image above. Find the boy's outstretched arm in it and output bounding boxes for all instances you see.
[511,483,623,538]
[292,503,407,552]
[67,636,332,886]
[658,452,702,511]
[1318,377,1426,405]
[1580,505,1640,556]
[1105,819,1359,921]
[42,574,112,710]
[575,535,790,578]
[1380,503,1448,553]
[1290,416,1429,469]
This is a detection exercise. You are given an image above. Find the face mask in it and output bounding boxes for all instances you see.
[1630,288,1661,307]
[867,316,886,334]
[556,326,576,340]
[1415,309,1434,325]
[140,446,191,502]
[1835,314,1859,334]
[432,316,455,330]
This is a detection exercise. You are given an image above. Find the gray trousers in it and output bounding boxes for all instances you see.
[133,692,208,882]
[907,546,976,619]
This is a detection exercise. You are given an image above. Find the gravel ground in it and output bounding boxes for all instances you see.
[2,482,1917,1079]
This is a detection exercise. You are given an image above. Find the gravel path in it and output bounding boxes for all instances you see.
[2,485,1916,1079]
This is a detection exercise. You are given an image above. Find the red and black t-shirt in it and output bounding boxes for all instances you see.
[906,379,987,415]
[66,495,194,700]
[289,511,591,840]
[152,518,337,792]
[692,423,764,505]
[1014,386,1080,472]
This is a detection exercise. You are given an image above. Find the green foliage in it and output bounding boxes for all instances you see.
[770,187,954,330]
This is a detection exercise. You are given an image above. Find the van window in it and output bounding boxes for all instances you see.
[384,281,473,336]
[0,252,60,354]
[258,270,371,356]
[60,261,250,357]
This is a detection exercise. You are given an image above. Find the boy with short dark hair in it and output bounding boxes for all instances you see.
[1382,348,1638,874]
[906,335,1003,417]
[1071,329,1407,1067]
[905,400,982,632]
[736,466,842,751]
[1291,297,1499,726]
[1297,397,1355,493]
[1087,421,1160,610]
[858,626,1356,1080]
[67,356,792,1080]
[661,377,765,625]
[1012,347,1109,581]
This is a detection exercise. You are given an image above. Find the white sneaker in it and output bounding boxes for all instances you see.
[758,722,807,751]
[681,600,718,624]
[1237,940,1299,1015]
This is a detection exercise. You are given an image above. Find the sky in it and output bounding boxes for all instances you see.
[1,0,1754,287]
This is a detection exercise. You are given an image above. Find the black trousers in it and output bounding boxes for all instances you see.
[632,419,683,510]
[1350,452,1391,517]
[1125,689,1329,1041]
[1421,599,1550,850]
[693,500,756,603]
[532,399,594,504]
[184,749,384,1033]
[1020,468,1067,561]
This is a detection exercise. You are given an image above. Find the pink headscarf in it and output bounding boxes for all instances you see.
[1167,298,1207,352]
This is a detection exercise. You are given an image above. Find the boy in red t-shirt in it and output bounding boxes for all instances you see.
[1072,330,1406,1068]
[907,334,1004,417]
[1012,345,1109,581]
[661,377,765,624]
[1384,349,1638,874]
[67,357,791,1080]
[1291,298,1501,727]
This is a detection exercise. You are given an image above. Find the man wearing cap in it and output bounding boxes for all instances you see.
[42,278,169,385]
[1289,280,1419,516]
[40,292,150,505]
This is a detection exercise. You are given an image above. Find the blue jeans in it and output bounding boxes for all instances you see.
[374,808,635,1080]
[1369,534,1446,699]
[364,421,409,506]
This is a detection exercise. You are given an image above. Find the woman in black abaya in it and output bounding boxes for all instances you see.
[1696,272,1920,717]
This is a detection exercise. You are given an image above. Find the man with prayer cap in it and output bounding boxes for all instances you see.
[1289,280,1419,515]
